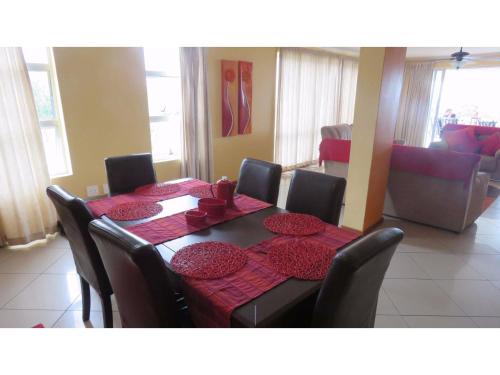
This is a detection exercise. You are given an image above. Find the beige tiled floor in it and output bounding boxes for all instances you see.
[0,171,499,328]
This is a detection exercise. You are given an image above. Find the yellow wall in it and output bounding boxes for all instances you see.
[206,48,277,180]
[51,47,181,197]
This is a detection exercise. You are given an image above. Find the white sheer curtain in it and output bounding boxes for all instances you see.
[179,47,212,182]
[0,48,57,246]
[395,62,445,147]
[275,48,358,169]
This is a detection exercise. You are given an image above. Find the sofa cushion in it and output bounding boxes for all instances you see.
[443,128,482,154]
[479,155,497,172]
[480,133,500,156]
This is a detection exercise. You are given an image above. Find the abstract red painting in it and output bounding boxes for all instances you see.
[221,60,238,137]
[238,61,253,135]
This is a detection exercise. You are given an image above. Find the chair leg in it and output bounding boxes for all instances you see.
[80,277,91,322]
[101,295,113,328]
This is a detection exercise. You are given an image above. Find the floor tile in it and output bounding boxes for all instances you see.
[470,317,500,328]
[44,252,77,274]
[408,253,485,280]
[383,279,464,316]
[403,316,477,328]
[0,249,13,265]
[4,274,80,310]
[53,310,122,328]
[0,309,63,328]
[69,287,119,312]
[435,279,500,317]
[385,253,429,279]
[0,246,66,274]
[0,274,38,307]
[375,315,408,328]
[376,288,399,315]
[466,255,500,280]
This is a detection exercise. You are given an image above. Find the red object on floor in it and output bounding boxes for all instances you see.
[390,145,481,186]
[263,213,326,236]
[86,179,210,217]
[268,238,337,280]
[134,182,181,196]
[127,194,272,245]
[32,323,44,328]
[107,201,162,221]
[171,242,248,279]
[319,138,351,165]
[182,224,360,327]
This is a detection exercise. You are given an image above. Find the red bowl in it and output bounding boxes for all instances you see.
[198,198,226,218]
[185,209,207,226]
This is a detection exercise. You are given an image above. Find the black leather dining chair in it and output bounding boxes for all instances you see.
[88,219,191,328]
[104,153,156,196]
[309,228,403,328]
[235,158,282,205]
[285,169,346,225]
[46,185,114,328]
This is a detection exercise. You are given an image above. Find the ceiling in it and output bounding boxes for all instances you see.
[323,47,500,60]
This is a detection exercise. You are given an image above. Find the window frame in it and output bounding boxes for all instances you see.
[24,48,73,178]
[143,49,183,163]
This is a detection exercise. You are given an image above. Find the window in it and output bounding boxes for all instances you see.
[143,48,182,162]
[431,67,500,142]
[23,47,72,177]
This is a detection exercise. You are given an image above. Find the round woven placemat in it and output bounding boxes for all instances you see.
[134,183,181,196]
[107,201,163,221]
[268,239,336,280]
[263,213,326,236]
[188,184,216,199]
[171,241,248,279]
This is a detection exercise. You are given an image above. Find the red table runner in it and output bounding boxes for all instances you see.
[86,179,209,217]
[126,194,272,245]
[182,224,360,327]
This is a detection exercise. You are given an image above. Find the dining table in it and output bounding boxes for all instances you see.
[89,178,359,327]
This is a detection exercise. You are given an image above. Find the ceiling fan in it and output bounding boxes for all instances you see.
[436,47,500,69]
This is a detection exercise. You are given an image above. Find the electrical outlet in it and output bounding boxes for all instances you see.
[102,183,109,195]
[86,185,99,197]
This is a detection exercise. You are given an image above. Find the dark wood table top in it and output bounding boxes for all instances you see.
[101,179,336,327]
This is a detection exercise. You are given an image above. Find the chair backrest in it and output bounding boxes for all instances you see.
[105,153,156,195]
[285,169,346,225]
[235,158,282,205]
[311,228,403,328]
[88,219,180,328]
[46,185,111,295]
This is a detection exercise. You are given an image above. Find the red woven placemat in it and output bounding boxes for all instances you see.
[107,201,162,221]
[135,182,181,196]
[189,184,216,199]
[263,213,326,236]
[171,241,248,279]
[267,238,337,280]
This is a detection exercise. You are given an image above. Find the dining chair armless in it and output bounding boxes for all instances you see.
[104,153,156,196]
[88,219,192,328]
[285,169,346,225]
[311,227,404,328]
[235,158,282,205]
[46,185,114,328]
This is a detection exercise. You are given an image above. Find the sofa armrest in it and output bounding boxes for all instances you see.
[429,141,448,150]
[495,149,500,159]
[465,171,489,228]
